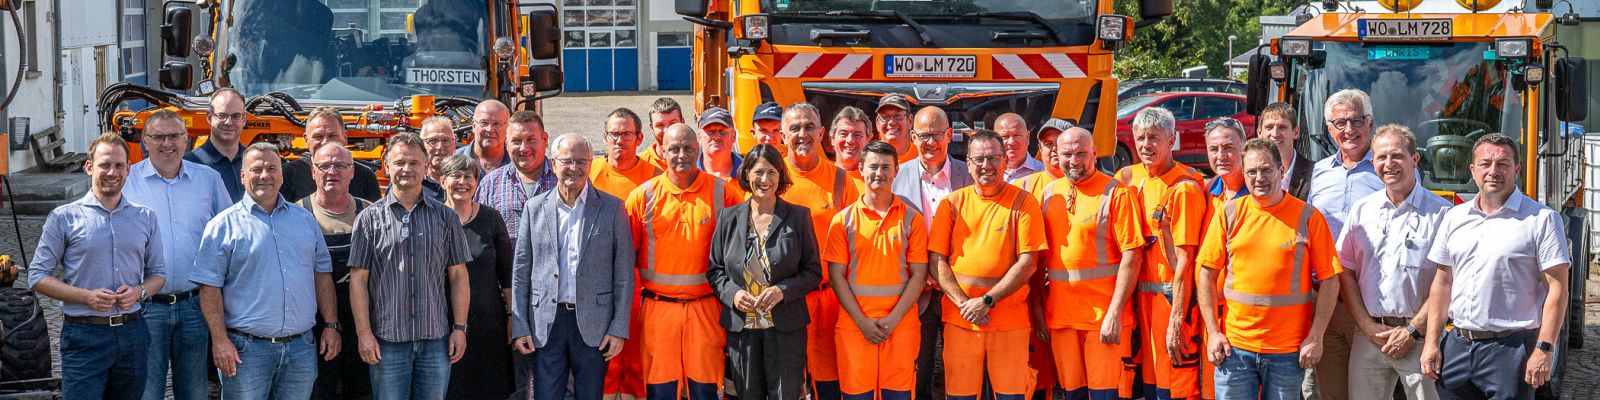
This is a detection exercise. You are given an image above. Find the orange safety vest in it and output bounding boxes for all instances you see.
[637,177,726,296]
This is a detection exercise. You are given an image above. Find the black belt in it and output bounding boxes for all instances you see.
[229,329,307,344]
[64,311,143,326]
[558,302,577,311]
[149,289,200,305]
[1372,316,1413,328]
[641,291,709,304]
[1454,327,1529,341]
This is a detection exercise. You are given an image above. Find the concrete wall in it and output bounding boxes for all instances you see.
[1,0,61,173]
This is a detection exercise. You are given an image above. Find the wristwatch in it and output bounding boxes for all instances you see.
[1537,341,1554,353]
[138,287,148,302]
[325,322,345,332]
[1406,324,1423,341]
[981,294,995,307]
[453,323,469,333]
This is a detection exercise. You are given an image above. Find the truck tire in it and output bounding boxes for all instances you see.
[0,287,51,382]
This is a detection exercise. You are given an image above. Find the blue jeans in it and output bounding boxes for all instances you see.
[221,330,318,400]
[1214,348,1305,400]
[61,318,150,400]
[142,297,211,400]
[370,337,451,400]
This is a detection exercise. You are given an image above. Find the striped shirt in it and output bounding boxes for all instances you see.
[349,193,473,342]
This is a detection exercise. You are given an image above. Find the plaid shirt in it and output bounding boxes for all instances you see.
[477,161,556,240]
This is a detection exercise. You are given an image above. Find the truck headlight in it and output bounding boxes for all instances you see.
[1495,38,1532,59]
[1280,38,1311,57]
[494,37,516,62]
[1097,14,1128,42]
[1523,65,1545,84]
[1269,61,1287,81]
[741,15,769,41]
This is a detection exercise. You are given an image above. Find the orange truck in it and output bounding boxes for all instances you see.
[98,0,565,164]
[673,0,1174,164]
[1242,1,1589,397]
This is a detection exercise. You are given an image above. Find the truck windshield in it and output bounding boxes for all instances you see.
[763,0,1096,27]
[1295,41,1525,193]
[220,0,491,102]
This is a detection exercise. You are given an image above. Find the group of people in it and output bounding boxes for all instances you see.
[28,85,1571,400]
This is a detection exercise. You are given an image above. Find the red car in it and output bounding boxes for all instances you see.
[1110,92,1256,171]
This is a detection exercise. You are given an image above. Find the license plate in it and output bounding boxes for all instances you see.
[1359,19,1452,40]
[885,55,977,78]
[406,68,487,86]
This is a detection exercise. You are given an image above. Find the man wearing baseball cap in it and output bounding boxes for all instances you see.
[697,107,744,180]
[750,102,786,152]
[875,94,918,164]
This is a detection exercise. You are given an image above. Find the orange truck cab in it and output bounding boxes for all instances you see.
[673,0,1175,163]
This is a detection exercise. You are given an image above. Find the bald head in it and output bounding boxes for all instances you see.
[663,123,701,175]
[995,114,1026,131]
[913,107,950,133]
[475,100,509,116]
[994,113,1029,169]
[1055,127,1096,181]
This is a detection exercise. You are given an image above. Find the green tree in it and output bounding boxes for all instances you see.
[1113,0,1302,79]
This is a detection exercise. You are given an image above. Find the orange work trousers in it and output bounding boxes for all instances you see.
[640,296,725,400]
[1136,291,1203,399]
[1050,325,1135,400]
[835,307,921,400]
[1029,331,1058,397]
[943,325,1036,400]
[604,286,646,399]
[809,288,842,397]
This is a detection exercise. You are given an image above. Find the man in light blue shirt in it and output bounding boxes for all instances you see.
[122,110,232,400]
[30,133,166,400]
[1304,88,1384,400]
[193,143,338,399]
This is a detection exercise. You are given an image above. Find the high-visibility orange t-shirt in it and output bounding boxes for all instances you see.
[843,168,868,194]
[625,173,744,299]
[782,158,861,287]
[823,197,929,318]
[1122,164,1208,284]
[590,158,660,199]
[1196,195,1342,354]
[929,184,1047,332]
[1013,169,1063,203]
[1038,172,1145,329]
[897,147,919,164]
[637,144,669,173]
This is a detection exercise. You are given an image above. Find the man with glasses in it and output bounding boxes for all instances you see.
[123,110,232,400]
[1306,89,1384,400]
[420,116,458,201]
[194,143,338,399]
[995,113,1046,182]
[697,107,743,180]
[891,106,972,400]
[592,107,659,400]
[349,133,474,400]
[930,130,1047,400]
[876,94,918,164]
[513,134,635,400]
[297,143,376,400]
[186,87,249,201]
[456,100,512,173]
[281,107,382,203]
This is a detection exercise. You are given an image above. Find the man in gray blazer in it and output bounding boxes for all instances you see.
[891,106,973,400]
[511,134,636,400]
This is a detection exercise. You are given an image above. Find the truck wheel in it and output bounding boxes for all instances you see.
[0,287,52,381]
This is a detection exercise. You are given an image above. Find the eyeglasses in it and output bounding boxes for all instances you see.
[146,132,186,143]
[911,131,944,143]
[603,131,639,142]
[1205,117,1246,133]
[313,162,354,172]
[211,113,247,122]
[552,158,592,166]
[423,138,457,147]
[968,154,1004,166]
[1326,115,1370,131]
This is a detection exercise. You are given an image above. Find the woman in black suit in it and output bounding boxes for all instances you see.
[709,144,824,400]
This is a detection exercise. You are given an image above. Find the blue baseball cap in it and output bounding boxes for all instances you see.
[753,102,784,122]
[698,107,734,129]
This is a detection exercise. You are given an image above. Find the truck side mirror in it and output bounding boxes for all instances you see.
[161,2,192,58]
[529,65,563,92]
[159,62,193,91]
[1138,0,1173,26]
[1556,57,1587,122]
[527,8,560,60]
[1244,53,1272,115]
[676,0,709,18]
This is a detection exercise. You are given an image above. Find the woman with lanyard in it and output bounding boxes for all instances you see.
[709,144,824,400]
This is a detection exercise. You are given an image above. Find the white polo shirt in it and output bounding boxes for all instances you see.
[1426,190,1570,332]
[1338,184,1453,318]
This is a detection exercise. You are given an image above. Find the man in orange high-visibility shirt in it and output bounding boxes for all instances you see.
[591,107,660,400]
[827,141,929,400]
[636,98,685,173]
[1196,138,1342,400]
[625,123,743,400]
[830,106,874,194]
[1015,119,1072,400]
[1039,126,1145,400]
[1116,107,1209,400]
[930,130,1047,400]
[1195,118,1248,400]
[777,102,862,400]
